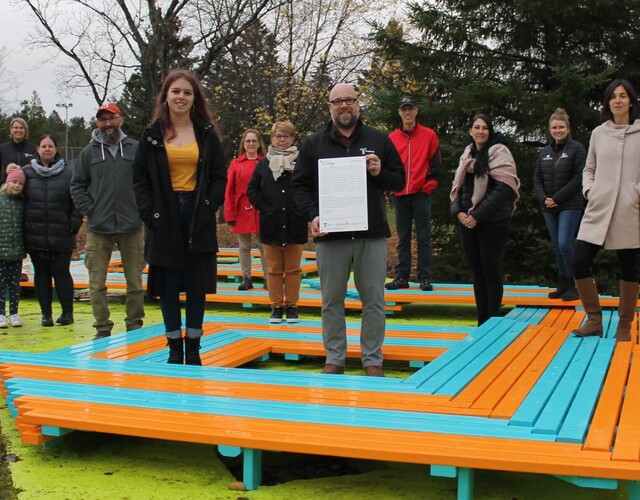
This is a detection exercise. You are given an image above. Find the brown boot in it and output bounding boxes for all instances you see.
[615,280,639,342]
[572,278,603,337]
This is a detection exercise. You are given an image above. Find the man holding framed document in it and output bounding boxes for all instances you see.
[292,83,405,377]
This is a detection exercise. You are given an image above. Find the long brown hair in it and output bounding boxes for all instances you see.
[153,69,214,140]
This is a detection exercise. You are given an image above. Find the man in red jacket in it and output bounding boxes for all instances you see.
[386,96,442,291]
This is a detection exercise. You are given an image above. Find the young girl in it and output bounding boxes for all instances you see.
[0,165,26,328]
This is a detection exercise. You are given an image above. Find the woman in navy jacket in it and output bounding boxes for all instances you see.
[533,108,586,301]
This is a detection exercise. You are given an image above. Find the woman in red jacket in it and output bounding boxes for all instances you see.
[224,129,267,290]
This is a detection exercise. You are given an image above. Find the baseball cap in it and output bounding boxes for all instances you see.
[96,102,122,117]
[398,96,417,108]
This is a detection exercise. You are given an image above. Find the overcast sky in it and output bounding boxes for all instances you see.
[1,3,98,121]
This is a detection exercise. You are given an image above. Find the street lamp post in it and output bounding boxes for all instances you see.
[56,102,73,160]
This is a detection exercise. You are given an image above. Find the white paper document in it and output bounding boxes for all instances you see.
[318,156,368,233]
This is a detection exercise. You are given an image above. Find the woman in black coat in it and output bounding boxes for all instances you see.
[22,134,83,326]
[533,108,586,301]
[133,69,227,365]
[450,114,520,326]
[248,121,308,324]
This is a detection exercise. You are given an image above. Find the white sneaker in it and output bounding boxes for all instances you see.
[0,315,7,328]
[9,314,22,327]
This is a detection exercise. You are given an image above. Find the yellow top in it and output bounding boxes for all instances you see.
[165,141,199,191]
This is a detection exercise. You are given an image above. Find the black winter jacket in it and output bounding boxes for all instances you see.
[0,140,36,183]
[292,120,405,242]
[133,119,227,294]
[451,173,514,226]
[22,159,83,253]
[247,158,308,246]
[533,138,586,212]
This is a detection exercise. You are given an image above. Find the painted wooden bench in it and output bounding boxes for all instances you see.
[302,279,637,309]
[1,312,639,498]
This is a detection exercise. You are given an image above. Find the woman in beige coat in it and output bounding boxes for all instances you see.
[572,79,640,342]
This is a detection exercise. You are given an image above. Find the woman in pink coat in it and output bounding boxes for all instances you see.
[224,129,268,290]
[572,79,640,342]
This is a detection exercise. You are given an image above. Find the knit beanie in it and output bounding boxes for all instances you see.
[6,168,25,184]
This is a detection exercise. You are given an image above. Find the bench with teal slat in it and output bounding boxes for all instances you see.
[558,340,617,443]
[2,307,640,500]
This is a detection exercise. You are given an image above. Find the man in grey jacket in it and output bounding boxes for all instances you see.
[71,103,145,340]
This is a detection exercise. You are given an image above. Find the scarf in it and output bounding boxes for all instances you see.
[450,143,520,213]
[30,157,65,177]
[267,145,298,181]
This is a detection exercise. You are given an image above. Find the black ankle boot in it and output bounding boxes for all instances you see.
[56,311,74,325]
[41,314,54,327]
[167,337,184,364]
[184,337,202,366]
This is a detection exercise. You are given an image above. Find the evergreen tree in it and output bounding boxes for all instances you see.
[16,92,49,142]
[364,1,640,293]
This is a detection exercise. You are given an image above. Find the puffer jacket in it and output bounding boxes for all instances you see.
[0,191,25,260]
[22,159,83,252]
[247,157,308,246]
[533,138,586,212]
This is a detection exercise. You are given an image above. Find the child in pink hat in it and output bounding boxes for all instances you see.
[0,164,26,327]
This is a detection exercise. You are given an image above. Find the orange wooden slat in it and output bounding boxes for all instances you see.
[584,341,633,452]
[612,345,640,461]
[490,327,570,418]
[14,396,640,480]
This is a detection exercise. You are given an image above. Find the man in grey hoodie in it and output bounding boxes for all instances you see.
[71,103,145,340]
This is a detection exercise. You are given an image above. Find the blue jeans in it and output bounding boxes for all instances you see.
[392,193,432,281]
[159,192,205,339]
[543,209,582,278]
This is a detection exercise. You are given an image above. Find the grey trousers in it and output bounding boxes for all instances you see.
[316,237,387,367]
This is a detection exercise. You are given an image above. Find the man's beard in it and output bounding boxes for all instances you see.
[102,128,120,144]
[334,112,358,130]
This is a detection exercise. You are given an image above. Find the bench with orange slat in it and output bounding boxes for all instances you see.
[9,395,640,495]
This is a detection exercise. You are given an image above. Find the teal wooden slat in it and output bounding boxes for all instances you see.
[407,319,524,393]
[435,321,526,396]
[0,350,416,392]
[6,378,557,441]
[557,339,616,443]
[554,475,617,489]
[532,337,599,435]
[403,317,505,388]
[510,338,581,427]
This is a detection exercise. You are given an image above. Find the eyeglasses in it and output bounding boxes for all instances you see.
[328,97,358,106]
[273,134,292,140]
[244,139,259,143]
[97,115,121,124]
